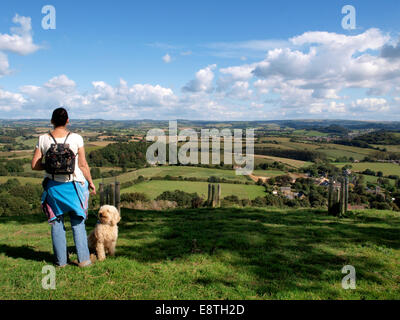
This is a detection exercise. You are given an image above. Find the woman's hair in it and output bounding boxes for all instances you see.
[51,107,69,127]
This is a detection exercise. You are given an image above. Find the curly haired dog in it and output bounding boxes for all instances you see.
[88,205,121,261]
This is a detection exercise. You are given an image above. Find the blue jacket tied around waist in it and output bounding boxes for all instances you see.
[41,179,89,223]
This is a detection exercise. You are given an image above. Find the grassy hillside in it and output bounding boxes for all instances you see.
[0,208,398,299]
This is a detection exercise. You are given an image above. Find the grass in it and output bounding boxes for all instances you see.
[254,154,312,168]
[335,162,400,176]
[0,176,42,185]
[95,166,251,187]
[361,174,396,186]
[254,138,374,162]
[121,180,266,200]
[0,207,399,299]
[251,169,286,177]
[292,129,329,137]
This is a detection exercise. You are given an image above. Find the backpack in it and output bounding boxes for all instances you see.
[44,132,76,180]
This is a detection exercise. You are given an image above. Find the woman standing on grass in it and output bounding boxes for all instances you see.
[31,107,96,267]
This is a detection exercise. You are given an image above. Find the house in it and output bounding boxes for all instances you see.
[280,187,295,200]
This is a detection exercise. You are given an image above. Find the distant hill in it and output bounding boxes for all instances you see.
[1,119,400,131]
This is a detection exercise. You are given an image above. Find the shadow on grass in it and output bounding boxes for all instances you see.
[0,214,48,225]
[0,244,54,263]
[115,207,400,298]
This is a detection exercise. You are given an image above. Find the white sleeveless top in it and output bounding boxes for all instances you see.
[36,133,86,183]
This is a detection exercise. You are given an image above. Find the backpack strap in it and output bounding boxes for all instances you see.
[48,132,72,144]
[48,132,58,145]
[64,132,72,144]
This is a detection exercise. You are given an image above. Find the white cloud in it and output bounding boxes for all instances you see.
[3,75,177,118]
[0,14,40,77]
[350,98,389,112]
[0,88,26,111]
[0,52,10,76]
[162,53,171,63]
[0,14,40,55]
[2,27,400,120]
[225,81,253,100]
[44,75,77,91]
[182,64,216,93]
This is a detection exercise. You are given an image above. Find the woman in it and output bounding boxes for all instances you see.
[32,107,96,267]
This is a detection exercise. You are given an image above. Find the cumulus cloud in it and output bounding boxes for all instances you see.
[182,64,216,93]
[350,98,389,113]
[0,88,26,111]
[244,28,400,117]
[2,26,400,120]
[0,14,40,76]
[10,75,178,118]
[381,40,400,59]
[0,14,40,55]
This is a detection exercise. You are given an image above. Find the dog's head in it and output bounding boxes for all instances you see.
[98,205,121,226]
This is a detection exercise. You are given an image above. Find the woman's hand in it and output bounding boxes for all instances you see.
[89,181,96,195]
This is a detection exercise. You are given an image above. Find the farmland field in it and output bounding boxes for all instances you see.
[335,162,400,176]
[251,169,286,177]
[254,154,312,168]
[95,166,252,186]
[0,176,42,185]
[122,180,265,200]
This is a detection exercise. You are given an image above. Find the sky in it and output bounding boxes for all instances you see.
[1,0,400,121]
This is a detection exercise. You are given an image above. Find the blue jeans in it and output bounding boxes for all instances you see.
[51,212,91,266]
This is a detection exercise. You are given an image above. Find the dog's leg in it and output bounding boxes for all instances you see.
[108,241,117,257]
[96,242,106,261]
[87,232,95,251]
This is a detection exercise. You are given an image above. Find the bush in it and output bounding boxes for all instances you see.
[122,200,177,211]
[156,190,199,207]
[0,193,31,216]
[191,196,204,208]
[370,201,391,210]
[9,184,42,205]
[120,192,149,203]
[0,178,21,193]
[252,196,267,207]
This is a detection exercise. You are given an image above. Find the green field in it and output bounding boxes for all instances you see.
[254,155,312,168]
[0,208,398,299]
[335,162,400,176]
[292,129,329,137]
[255,137,374,162]
[251,169,286,177]
[95,166,251,187]
[0,176,42,185]
[122,180,265,200]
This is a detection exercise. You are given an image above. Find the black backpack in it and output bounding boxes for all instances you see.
[44,132,76,180]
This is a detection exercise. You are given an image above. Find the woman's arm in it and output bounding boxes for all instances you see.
[31,148,44,171]
[77,146,96,194]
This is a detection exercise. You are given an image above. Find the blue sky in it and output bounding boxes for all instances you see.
[1,0,400,120]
